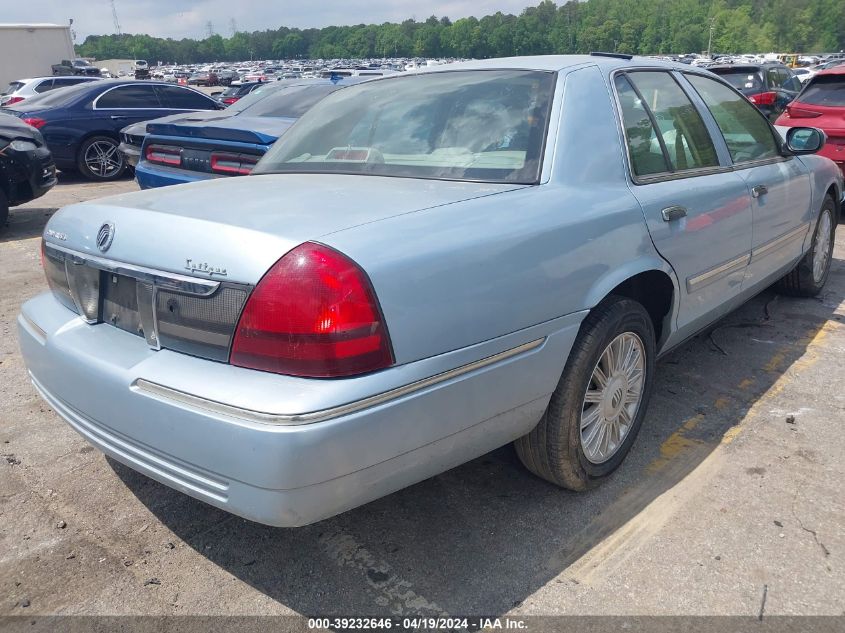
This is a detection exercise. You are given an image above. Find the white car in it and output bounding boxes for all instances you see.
[0,76,101,107]
[793,67,815,83]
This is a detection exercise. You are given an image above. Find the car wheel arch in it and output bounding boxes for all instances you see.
[582,263,678,350]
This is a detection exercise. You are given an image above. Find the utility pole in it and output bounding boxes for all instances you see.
[706,17,716,58]
[205,21,214,38]
[109,0,121,35]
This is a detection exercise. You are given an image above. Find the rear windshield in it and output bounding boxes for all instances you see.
[798,75,845,106]
[255,70,556,184]
[238,84,343,118]
[712,69,764,93]
[3,82,24,95]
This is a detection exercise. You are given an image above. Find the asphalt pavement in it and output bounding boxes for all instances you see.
[0,172,843,618]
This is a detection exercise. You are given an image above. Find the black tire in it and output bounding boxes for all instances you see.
[776,194,836,297]
[515,296,656,490]
[0,188,9,227]
[76,135,125,181]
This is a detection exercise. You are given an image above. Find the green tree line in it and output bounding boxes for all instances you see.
[76,0,845,64]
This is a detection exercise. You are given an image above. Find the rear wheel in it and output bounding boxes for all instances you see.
[776,195,835,297]
[515,296,656,490]
[77,136,125,181]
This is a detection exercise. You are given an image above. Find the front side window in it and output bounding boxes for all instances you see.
[618,71,719,174]
[255,70,556,184]
[97,85,161,108]
[686,74,780,164]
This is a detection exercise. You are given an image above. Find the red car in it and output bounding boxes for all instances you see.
[775,67,845,175]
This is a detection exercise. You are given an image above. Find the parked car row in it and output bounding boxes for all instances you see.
[18,55,841,528]
[1,80,222,180]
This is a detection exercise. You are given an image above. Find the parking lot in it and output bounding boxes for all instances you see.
[1,173,844,618]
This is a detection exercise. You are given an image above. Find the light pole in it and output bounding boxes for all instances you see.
[706,17,716,58]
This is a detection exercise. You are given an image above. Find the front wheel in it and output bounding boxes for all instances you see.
[77,136,126,181]
[515,296,656,490]
[776,194,836,297]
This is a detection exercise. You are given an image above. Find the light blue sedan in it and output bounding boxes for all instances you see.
[19,55,842,526]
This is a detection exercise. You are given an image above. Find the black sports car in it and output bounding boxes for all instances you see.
[0,115,57,226]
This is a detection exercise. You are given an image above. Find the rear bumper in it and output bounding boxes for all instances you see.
[118,142,141,168]
[2,146,56,206]
[135,161,212,189]
[19,292,580,526]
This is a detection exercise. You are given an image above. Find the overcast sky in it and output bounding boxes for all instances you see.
[4,1,541,41]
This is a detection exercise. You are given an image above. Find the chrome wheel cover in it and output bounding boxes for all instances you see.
[812,209,833,284]
[84,140,123,178]
[580,332,646,464]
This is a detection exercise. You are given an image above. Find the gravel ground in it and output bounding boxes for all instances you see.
[1,172,843,618]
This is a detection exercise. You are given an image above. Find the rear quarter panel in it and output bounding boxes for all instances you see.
[322,65,676,368]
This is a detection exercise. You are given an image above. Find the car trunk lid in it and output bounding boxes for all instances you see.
[44,173,526,285]
[43,174,524,364]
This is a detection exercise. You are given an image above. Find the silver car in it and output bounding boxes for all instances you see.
[19,55,842,526]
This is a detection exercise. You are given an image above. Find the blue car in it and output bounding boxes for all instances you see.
[2,80,221,181]
[20,56,842,526]
[135,79,358,189]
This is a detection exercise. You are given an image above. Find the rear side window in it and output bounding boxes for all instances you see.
[156,85,216,109]
[798,75,845,106]
[97,84,161,108]
[33,80,54,93]
[614,75,669,176]
[4,81,25,95]
[239,84,342,118]
[767,67,786,88]
[686,74,780,164]
[618,71,719,175]
[714,69,764,93]
[56,78,91,88]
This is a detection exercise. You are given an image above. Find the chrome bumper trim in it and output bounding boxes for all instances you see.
[132,337,546,426]
[20,312,47,342]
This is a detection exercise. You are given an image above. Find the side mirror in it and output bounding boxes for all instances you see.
[785,127,826,154]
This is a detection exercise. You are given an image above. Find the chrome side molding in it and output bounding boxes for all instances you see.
[132,337,547,426]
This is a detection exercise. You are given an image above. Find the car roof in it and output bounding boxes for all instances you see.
[708,64,772,72]
[815,66,845,77]
[414,54,687,74]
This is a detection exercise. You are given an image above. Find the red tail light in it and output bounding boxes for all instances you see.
[4,96,24,106]
[210,152,258,175]
[22,117,46,129]
[145,144,182,166]
[230,242,394,377]
[747,91,777,106]
[222,96,239,105]
[785,104,822,118]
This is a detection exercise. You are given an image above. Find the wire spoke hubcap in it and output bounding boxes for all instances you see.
[812,209,832,284]
[85,141,122,177]
[580,332,646,464]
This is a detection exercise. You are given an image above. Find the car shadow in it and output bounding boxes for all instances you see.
[109,258,844,617]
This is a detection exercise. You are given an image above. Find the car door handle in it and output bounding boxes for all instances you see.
[661,206,688,222]
[110,115,128,120]
[751,185,768,198]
